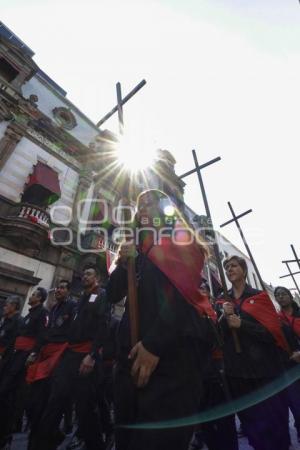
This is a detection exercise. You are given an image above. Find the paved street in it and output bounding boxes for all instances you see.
[10,414,300,450]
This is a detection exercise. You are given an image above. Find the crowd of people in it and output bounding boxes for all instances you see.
[0,189,299,450]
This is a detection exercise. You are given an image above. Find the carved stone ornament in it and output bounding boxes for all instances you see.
[0,98,13,121]
[52,107,77,130]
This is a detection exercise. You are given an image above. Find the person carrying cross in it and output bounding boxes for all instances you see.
[217,255,290,450]
[107,188,217,450]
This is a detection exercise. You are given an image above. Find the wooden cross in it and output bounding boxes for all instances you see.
[96,79,146,132]
[179,150,241,352]
[96,79,147,346]
[220,202,265,290]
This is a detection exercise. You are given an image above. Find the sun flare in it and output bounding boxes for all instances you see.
[116,134,156,173]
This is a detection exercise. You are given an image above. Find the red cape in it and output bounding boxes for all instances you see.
[279,311,300,338]
[141,234,216,320]
[218,292,290,353]
[242,292,290,353]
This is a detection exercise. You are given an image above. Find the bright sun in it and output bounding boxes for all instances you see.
[116,134,156,173]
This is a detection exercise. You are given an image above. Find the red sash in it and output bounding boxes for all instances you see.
[141,235,216,320]
[14,336,36,351]
[26,342,68,384]
[242,292,290,353]
[68,341,92,353]
[279,311,300,338]
[212,348,223,360]
[0,344,6,354]
[219,292,290,353]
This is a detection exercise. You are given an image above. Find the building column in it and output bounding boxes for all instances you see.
[72,172,93,228]
[0,124,23,171]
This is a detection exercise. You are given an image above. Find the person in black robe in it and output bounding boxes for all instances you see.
[275,285,300,443]
[107,189,215,450]
[218,255,290,450]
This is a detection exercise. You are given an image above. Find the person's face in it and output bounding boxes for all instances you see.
[55,283,69,302]
[82,269,98,290]
[275,289,292,308]
[28,290,41,306]
[137,193,161,228]
[199,285,210,297]
[3,301,17,317]
[225,260,246,284]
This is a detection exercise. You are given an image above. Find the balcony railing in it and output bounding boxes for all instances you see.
[15,203,50,228]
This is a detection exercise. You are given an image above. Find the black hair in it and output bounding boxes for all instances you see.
[6,295,22,311]
[83,265,101,278]
[274,286,293,301]
[58,279,71,290]
[36,287,48,303]
[199,280,211,294]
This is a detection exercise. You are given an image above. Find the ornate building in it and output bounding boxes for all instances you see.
[0,23,186,313]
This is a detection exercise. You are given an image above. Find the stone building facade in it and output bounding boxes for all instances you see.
[0,23,185,313]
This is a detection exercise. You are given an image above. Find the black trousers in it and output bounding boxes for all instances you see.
[228,376,290,450]
[0,350,29,442]
[114,345,203,450]
[201,377,238,450]
[33,350,104,450]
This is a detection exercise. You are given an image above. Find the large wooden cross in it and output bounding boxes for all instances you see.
[97,79,147,346]
[96,79,146,132]
[179,150,241,353]
[220,202,265,290]
[280,244,300,295]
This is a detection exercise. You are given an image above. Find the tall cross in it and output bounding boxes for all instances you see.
[96,79,147,346]
[279,262,300,295]
[96,79,146,132]
[179,150,241,353]
[280,245,300,295]
[179,151,226,294]
[220,202,265,290]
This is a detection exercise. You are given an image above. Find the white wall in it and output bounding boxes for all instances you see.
[22,76,99,146]
[0,137,79,224]
[0,247,56,315]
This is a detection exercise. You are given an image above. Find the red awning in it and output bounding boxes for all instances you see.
[23,162,61,206]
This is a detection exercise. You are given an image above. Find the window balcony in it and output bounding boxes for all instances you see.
[0,202,50,251]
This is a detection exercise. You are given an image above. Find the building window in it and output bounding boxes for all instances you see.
[52,107,77,130]
[22,162,61,207]
[0,57,19,82]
